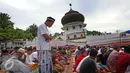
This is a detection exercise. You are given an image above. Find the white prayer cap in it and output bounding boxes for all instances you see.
[110,48,113,50]
[47,16,55,22]
[119,50,124,53]
[121,48,124,50]
[17,48,25,53]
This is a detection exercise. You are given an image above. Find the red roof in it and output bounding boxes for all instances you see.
[108,41,130,46]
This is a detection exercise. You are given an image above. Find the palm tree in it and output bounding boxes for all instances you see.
[0,12,14,29]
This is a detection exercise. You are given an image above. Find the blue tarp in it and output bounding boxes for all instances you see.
[125,30,130,34]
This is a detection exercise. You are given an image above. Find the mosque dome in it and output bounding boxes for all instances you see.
[61,9,85,25]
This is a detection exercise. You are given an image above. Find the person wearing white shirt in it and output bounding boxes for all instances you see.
[26,49,37,65]
[26,48,38,73]
[36,17,55,73]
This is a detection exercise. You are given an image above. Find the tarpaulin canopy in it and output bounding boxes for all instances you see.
[125,30,130,34]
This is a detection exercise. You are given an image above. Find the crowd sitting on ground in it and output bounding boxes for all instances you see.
[73,45,130,73]
[0,46,73,73]
[52,47,73,73]
[1,45,130,73]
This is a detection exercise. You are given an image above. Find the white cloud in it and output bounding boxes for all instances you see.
[0,0,69,33]
[85,0,130,33]
[1,0,27,9]
[0,0,56,10]
[0,0,130,34]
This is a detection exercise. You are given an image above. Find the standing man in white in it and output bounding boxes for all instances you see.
[37,17,55,73]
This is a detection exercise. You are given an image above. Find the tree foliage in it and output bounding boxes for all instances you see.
[0,12,34,42]
[14,28,34,40]
[53,32,60,39]
[0,13,14,29]
[0,13,14,41]
[26,24,38,38]
[86,30,103,36]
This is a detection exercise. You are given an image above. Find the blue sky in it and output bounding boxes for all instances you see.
[0,0,130,34]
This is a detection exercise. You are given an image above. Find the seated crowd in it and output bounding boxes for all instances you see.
[0,47,72,73]
[73,45,130,73]
[1,45,130,73]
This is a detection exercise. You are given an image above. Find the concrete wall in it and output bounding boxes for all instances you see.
[66,23,85,34]
[6,38,37,48]
[67,25,84,34]
[24,38,36,47]
[87,33,130,46]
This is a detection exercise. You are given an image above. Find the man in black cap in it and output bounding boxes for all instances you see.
[36,17,55,73]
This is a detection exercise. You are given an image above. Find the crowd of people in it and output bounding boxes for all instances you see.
[73,45,130,73]
[52,47,74,73]
[0,47,38,73]
[0,46,73,73]
[0,45,130,73]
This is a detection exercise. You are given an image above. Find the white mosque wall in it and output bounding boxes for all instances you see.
[6,42,12,48]
[50,40,74,46]
[54,34,66,40]
[24,38,36,47]
[6,40,26,48]
[63,22,85,34]
[50,40,86,47]
[87,33,130,46]
[70,38,87,43]
[87,33,119,41]
[6,38,36,48]
[74,42,86,47]
[67,25,84,34]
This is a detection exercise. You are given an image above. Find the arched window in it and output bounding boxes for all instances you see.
[81,34,83,37]
[72,26,75,29]
[68,36,70,39]
[74,35,77,38]
[66,27,68,30]
[79,25,82,28]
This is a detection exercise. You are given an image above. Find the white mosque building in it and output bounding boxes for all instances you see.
[55,6,87,46]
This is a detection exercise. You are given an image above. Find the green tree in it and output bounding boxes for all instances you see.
[0,12,14,29]
[0,12,14,42]
[14,28,34,41]
[0,12,34,47]
[53,32,60,39]
[26,24,38,38]
[86,30,103,36]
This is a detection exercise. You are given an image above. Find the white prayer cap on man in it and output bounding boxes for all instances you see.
[121,48,124,50]
[47,16,55,22]
[17,48,25,53]
[97,49,101,55]
[119,50,124,53]
[109,48,113,50]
